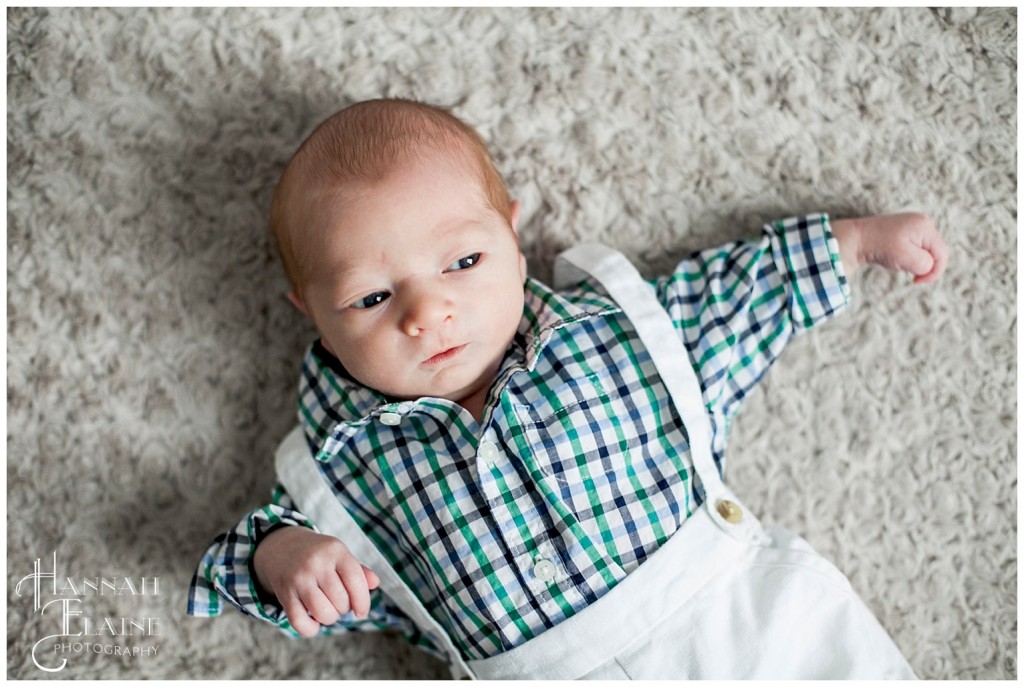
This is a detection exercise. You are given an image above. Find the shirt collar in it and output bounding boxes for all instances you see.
[517,276,621,370]
[298,276,620,459]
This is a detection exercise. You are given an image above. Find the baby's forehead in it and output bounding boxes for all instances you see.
[301,145,486,208]
[303,135,478,184]
[292,157,494,255]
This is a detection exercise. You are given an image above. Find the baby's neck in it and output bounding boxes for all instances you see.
[456,385,489,425]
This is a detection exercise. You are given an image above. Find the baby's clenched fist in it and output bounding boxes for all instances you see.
[253,526,380,637]
[832,212,948,284]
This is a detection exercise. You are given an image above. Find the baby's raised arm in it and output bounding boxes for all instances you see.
[253,526,380,638]
[831,212,948,283]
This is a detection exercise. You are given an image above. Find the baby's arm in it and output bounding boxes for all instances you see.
[651,214,850,424]
[188,482,408,642]
[253,525,380,638]
[831,213,948,283]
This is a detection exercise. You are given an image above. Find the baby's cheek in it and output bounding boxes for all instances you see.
[329,331,380,377]
[380,333,429,387]
[347,355,399,394]
[489,284,525,344]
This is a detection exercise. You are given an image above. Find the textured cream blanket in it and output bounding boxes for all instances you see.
[7,7,1015,679]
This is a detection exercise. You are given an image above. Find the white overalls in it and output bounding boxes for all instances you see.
[275,245,917,680]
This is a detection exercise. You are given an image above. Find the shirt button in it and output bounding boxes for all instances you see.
[478,441,500,468]
[379,412,401,426]
[533,558,557,583]
[716,499,743,524]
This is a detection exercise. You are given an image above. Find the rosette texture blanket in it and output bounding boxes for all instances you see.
[6,7,1015,679]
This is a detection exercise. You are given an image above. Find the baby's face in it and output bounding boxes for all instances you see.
[292,154,526,408]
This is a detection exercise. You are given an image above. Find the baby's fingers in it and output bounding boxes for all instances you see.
[363,565,380,591]
[891,239,936,280]
[914,232,949,284]
[300,582,349,629]
[337,555,373,618]
[317,570,352,622]
[281,590,322,638]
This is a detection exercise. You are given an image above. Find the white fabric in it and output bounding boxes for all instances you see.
[277,244,916,680]
[467,504,916,680]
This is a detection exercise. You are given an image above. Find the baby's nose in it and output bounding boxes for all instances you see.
[401,290,454,336]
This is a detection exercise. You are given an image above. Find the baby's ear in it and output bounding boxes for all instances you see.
[509,200,527,282]
[509,200,521,235]
[287,290,310,318]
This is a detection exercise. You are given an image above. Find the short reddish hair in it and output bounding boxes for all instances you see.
[269,99,513,291]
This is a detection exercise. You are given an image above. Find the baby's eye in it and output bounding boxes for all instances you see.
[445,253,482,272]
[351,292,390,310]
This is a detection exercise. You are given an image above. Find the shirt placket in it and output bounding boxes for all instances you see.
[473,400,589,633]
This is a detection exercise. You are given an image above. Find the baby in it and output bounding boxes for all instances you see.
[188,99,947,679]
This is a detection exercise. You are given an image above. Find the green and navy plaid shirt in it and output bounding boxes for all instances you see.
[188,214,849,660]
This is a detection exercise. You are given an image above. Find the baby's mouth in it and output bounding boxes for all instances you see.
[422,344,467,366]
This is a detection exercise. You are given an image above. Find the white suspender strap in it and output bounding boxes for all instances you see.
[554,243,726,500]
[274,426,474,679]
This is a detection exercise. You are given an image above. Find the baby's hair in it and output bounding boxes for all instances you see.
[269,98,512,292]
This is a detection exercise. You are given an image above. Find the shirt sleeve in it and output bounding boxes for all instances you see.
[652,213,850,421]
[186,480,437,653]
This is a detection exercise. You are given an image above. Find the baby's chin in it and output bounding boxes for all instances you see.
[382,361,496,408]
[415,371,489,404]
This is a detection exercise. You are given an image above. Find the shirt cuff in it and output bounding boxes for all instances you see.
[767,213,850,332]
[186,503,317,637]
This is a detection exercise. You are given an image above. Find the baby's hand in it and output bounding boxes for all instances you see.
[831,212,949,284]
[252,526,380,637]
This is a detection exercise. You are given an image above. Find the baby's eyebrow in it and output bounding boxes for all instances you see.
[319,217,491,285]
[430,216,487,240]
[310,260,364,284]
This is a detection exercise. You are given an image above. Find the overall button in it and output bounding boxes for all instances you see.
[533,558,557,583]
[379,412,401,426]
[716,499,743,524]
[478,441,500,468]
